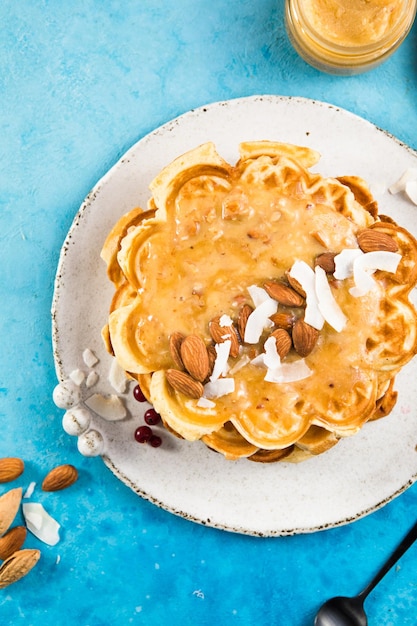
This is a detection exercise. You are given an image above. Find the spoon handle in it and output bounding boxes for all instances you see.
[359,518,417,600]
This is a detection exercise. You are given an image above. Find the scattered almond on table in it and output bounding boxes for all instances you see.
[0,456,79,589]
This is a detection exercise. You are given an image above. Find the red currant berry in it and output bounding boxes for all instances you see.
[134,425,152,443]
[149,434,162,448]
[144,408,161,425]
[133,385,147,402]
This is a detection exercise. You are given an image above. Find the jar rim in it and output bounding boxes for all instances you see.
[290,0,417,56]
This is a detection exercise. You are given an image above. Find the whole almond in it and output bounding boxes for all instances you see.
[357,229,398,253]
[286,273,306,298]
[292,319,319,357]
[237,304,253,343]
[270,328,292,359]
[269,311,296,331]
[0,458,24,483]
[209,316,240,357]
[0,487,22,537]
[0,549,41,589]
[206,344,217,378]
[180,335,210,382]
[315,252,337,274]
[165,369,204,399]
[169,332,185,369]
[42,464,78,492]
[264,281,305,307]
[0,526,27,560]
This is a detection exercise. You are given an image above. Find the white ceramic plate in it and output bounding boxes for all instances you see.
[52,95,417,536]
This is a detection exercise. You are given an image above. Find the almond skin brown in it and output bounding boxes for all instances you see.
[0,549,40,589]
[315,252,337,274]
[269,311,295,331]
[0,488,22,537]
[165,369,204,399]
[237,304,253,342]
[209,316,240,357]
[264,281,305,307]
[357,229,399,253]
[0,458,24,483]
[180,335,210,382]
[292,319,319,358]
[42,464,78,492]
[0,526,27,560]
[169,331,185,369]
[270,329,292,359]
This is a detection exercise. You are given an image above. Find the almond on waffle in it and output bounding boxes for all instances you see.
[101,141,417,462]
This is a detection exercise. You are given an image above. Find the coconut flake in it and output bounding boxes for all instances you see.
[315,266,347,332]
[210,340,231,382]
[204,378,235,399]
[263,336,281,369]
[261,336,312,383]
[265,359,313,383]
[388,168,417,194]
[69,369,85,386]
[289,261,324,330]
[85,371,99,388]
[244,298,277,344]
[247,284,271,307]
[350,251,402,297]
[196,396,216,409]
[405,181,417,205]
[22,502,60,546]
[229,354,250,375]
[82,348,99,367]
[219,314,234,327]
[23,481,36,498]
[84,393,127,420]
[333,248,363,280]
[108,358,127,393]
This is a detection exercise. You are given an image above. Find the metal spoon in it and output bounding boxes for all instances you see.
[314,518,417,626]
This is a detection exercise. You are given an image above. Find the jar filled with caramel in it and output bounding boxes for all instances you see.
[285,0,417,75]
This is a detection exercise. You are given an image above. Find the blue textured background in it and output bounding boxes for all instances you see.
[1,2,417,624]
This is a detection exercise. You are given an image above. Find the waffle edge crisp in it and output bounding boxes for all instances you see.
[101,141,417,463]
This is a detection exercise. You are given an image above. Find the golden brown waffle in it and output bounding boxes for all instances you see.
[101,141,417,462]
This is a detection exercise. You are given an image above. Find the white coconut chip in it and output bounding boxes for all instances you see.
[260,337,313,384]
[333,248,363,280]
[244,298,277,344]
[84,393,127,421]
[315,266,347,332]
[388,168,417,194]
[289,260,324,330]
[69,368,85,386]
[405,180,417,205]
[210,340,231,382]
[247,284,271,307]
[82,348,99,367]
[196,396,216,409]
[229,354,250,374]
[23,481,36,499]
[22,502,61,546]
[108,357,128,393]
[85,370,99,388]
[265,359,312,383]
[350,251,402,297]
[204,378,235,399]
[219,314,234,327]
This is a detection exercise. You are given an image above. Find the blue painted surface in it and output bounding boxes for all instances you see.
[1,1,417,624]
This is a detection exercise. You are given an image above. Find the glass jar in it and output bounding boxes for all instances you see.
[285,0,417,75]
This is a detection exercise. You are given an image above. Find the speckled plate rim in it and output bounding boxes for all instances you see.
[52,94,417,536]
